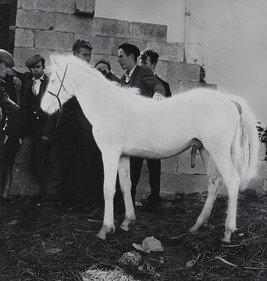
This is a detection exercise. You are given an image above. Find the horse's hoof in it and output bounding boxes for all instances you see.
[222,232,232,243]
[96,231,106,240]
[120,223,129,232]
[189,225,199,234]
[120,218,135,232]
[96,225,115,240]
[222,236,231,243]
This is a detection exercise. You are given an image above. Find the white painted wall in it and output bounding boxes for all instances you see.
[95,0,267,123]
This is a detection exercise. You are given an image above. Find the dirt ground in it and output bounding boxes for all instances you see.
[0,190,266,281]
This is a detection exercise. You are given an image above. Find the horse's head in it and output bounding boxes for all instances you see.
[41,55,74,114]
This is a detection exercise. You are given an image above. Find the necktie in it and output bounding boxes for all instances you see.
[32,79,41,95]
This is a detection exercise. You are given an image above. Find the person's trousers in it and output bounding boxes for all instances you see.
[130,157,161,202]
[33,137,62,197]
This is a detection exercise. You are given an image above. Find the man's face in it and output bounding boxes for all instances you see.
[76,47,92,63]
[96,63,110,77]
[0,62,9,79]
[29,61,45,79]
[118,49,133,71]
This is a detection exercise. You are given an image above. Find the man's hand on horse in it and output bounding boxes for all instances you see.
[13,76,22,89]
[153,93,165,101]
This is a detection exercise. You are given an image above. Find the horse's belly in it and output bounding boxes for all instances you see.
[123,138,192,159]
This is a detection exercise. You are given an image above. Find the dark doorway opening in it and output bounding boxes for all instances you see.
[0,0,18,54]
[0,4,10,50]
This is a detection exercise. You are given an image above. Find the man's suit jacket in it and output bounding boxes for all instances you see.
[120,65,165,98]
[18,72,50,136]
[155,75,172,98]
[0,79,20,137]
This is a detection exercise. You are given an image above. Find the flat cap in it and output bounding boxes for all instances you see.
[25,54,44,67]
[0,49,15,67]
[119,42,140,57]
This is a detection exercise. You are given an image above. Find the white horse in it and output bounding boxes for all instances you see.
[41,54,259,243]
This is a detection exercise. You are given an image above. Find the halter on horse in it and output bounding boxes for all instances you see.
[41,54,259,243]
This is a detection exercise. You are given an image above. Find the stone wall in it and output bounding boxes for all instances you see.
[8,0,234,198]
[13,0,215,91]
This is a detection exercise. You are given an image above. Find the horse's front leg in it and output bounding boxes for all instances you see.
[96,152,119,240]
[118,156,136,232]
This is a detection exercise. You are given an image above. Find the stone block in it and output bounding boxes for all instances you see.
[15,28,34,48]
[147,42,184,62]
[13,47,71,68]
[55,13,93,35]
[91,35,115,55]
[136,171,208,195]
[161,173,208,194]
[178,154,206,175]
[256,160,267,179]
[17,0,38,10]
[161,157,178,173]
[35,31,73,51]
[17,0,75,14]
[75,0,95,16]
[131,21,167,42]
[167,62,200,84]
[74,33,93,43]
[171,81,217,94]
[154,60,168,81]
[116,20,131,38]
[93,17,117,37]
[16,9,56,30]
[14,47,47,67]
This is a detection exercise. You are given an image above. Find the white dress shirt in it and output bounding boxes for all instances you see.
[32,74,44,95]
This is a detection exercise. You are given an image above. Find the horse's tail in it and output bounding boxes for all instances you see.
[230,96,259,190]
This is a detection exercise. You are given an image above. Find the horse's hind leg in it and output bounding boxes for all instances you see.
[96,151,119,240]
[190,148,223,233]
[220,165,240,243]
[118,156,136,232]
[203,148,240,243]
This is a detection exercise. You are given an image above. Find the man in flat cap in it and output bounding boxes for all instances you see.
[16,54,61,205]
[0,49,20,198]
[117,42,166,211]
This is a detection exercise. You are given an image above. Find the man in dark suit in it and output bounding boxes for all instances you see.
[118,42,166,211]
[138,49,172,209]
[0,49,20,198]
[18,55,61,203]
[140,49,172,98]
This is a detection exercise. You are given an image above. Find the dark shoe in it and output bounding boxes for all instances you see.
[141,195,162,211]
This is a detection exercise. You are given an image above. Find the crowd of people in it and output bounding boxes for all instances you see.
[0,39,173,212]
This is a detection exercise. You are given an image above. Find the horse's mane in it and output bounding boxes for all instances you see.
[50,54,140,97]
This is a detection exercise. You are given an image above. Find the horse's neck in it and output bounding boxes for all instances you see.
[73,82,111,124]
